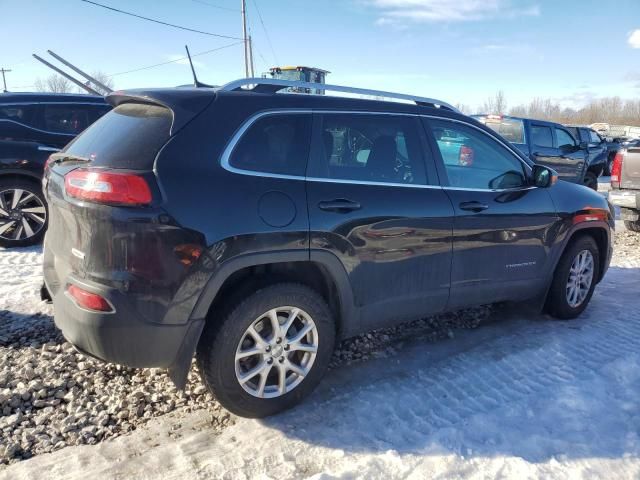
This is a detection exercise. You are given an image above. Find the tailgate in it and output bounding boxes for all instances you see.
[621,147,640,190]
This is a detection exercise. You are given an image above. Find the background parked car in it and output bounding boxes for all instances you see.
[609,145,640,232]
[0,93,110,247]
[472,115,589,187]
[564,125,608,188]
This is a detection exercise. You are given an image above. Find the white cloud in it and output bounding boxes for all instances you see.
[628,30,640,49]
[365,0,540,24]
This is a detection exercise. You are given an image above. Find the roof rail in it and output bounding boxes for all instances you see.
[219,78,460,113]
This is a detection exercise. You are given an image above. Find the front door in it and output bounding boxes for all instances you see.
[306,112,454,331]
[424,117,558,309]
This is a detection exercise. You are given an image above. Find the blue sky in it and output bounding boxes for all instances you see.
[1,0,639,110]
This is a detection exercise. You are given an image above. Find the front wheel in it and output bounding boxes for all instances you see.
[546,236,600,319]
[0,178,48,248]
[625,220,640,232]
[196,283,335,418]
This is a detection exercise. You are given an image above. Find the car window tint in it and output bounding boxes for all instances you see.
[43,105,90,134]
[230,114,311,176]
[308,114,427,185]
[429,119,526,190]
[556,128,576,149]
[531,125,553,148]
[0,105,37,127]
[589,130,601,144]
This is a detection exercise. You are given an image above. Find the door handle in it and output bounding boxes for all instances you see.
[459,201,488,213]
[318,199,361,213]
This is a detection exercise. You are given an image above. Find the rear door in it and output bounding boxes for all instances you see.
[306,112,454,332]
[424,117,558,309]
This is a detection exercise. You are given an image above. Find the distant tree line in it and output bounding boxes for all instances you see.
[34,73,114,96]
[474,90,640,126]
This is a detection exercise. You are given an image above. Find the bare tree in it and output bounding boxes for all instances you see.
[34,74,73,93]
[481,90,507,114]
[455,103,471,115]
[75,71,115,95]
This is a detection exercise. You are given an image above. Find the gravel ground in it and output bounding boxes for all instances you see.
[0,229,637,466]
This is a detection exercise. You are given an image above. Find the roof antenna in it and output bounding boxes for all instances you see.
[185,45,212,88]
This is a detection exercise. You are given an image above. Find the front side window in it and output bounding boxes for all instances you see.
[589,130,602,144]
[308,114,427,185]
[229,114,311,176]
[531,125,553,148]
[555,128,576,149]
[430,119,527,190]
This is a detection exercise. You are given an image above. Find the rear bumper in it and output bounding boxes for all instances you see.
[608,190,639,209]
[44,255,198,370]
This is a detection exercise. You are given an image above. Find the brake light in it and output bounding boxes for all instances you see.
[459,145,474,166]
[67,285,113,312]
[610,152,623,188]
[64,168,152,206]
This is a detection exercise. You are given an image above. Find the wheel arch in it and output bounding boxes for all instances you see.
[168,250,357,389]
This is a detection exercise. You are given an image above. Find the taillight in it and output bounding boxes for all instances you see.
[459,145,475,166]
[64,168,152,206]
[67,285,113,312]
[610,152,623,188]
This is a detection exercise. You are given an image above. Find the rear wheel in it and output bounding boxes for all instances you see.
[0,178,48,248]
[197,283,335,418]
[625,220,640,232]
[546,236,600,319]
[583,171,598,191]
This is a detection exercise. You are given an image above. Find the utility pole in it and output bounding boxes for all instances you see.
[248,35,255,77]
[241,0,249,78]
[0,68,11,92]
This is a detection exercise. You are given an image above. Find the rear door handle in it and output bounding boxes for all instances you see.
[318,199,361,213]
[459,201,488,213]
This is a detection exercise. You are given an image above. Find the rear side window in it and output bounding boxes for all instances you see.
[0,105,37,127]
[64,103,172,169]
[307,113,427,185]
[589,130,601,144]
[229,114,311,176]
[43,105,90,134]
[531,125,553,148]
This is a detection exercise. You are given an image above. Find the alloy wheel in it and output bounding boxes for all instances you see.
[566,249,594,308]
[0,188,47,242]
[235,306,319,398]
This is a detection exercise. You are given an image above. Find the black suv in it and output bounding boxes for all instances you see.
[43,79,613,417]
[0,93,110,247]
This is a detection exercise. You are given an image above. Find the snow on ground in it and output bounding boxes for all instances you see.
[2,229,640,479]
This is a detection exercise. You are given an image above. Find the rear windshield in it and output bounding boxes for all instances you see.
[475,117,526,144]
[64,103,172,169]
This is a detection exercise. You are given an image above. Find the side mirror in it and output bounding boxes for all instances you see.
[532,164,558,188]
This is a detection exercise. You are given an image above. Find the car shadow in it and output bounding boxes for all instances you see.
[257,265,640,464]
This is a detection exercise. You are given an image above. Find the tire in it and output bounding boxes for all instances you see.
[196,283,336,418]
[546,235,600,319]
[625,220,640,232]
[0,178,48,248]
[583,171,598,191]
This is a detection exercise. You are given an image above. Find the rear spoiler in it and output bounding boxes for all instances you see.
[106,88,216,135]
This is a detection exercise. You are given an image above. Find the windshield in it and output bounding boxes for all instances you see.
[474,116,526,144]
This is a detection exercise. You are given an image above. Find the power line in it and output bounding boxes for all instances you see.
[106,41,243,77]
[80,0,243,40]
[251,0,279,65]
[191,0,238,12]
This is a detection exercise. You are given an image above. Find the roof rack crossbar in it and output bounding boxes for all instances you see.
[219,78,460,113]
